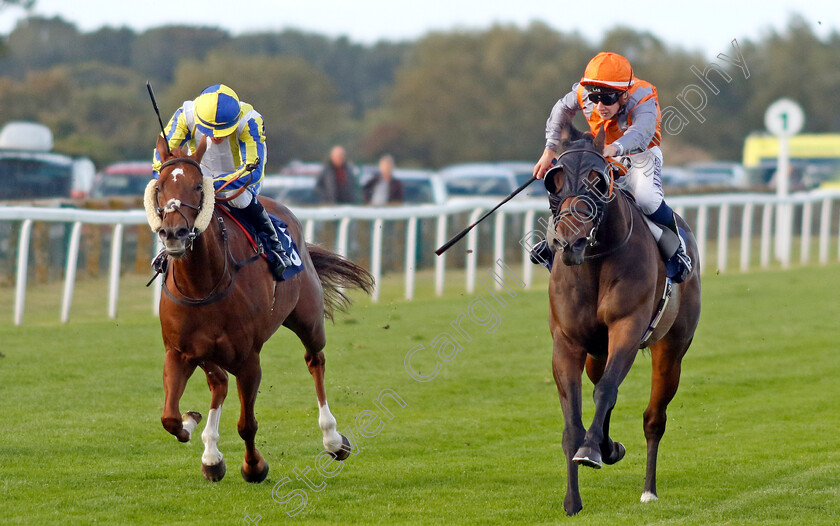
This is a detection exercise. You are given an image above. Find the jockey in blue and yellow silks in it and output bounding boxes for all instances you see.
[152,84,292,278]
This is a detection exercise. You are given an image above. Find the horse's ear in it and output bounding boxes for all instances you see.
[593,125,606,153]
[560,124,585,151]
[155,134,170,161]
[544,165,564,194]
[192,135,208,162]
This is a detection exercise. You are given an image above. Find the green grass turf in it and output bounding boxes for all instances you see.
[1,264,839,525]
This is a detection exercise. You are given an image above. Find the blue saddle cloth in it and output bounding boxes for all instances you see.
[223,206,305,281]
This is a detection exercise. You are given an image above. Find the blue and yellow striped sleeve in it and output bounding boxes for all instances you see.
[152,108,194,177]
[211,108,266,191]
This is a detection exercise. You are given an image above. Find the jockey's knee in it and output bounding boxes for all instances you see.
[637,193,664,216]
[220,189,255,209]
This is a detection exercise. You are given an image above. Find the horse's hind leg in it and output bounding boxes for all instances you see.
[641,337,690,503]
[199,362,229,482]
[161,348,200,442]
[585,355,626,466]
[236,353,269,483]
[286,310,352,460]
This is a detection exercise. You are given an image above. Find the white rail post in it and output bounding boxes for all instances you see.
[819,197,831,264]
[522,210,536,289]
[336,217,351,258]
[740,202,754,272]
[60,221,83,323]
[717,204,729,273]
[304,219,315,243]
[465,208,483,294]
[760,203,773,269]
[800,201,812,265]
[13,219,33,326]
[405,217,418,301]
[435,214,447,297]
[696,205,708,275]
[493,211,506,291]
[108,224,124,319]
[370,219,383,303]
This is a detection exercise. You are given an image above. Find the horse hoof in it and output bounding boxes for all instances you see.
[573,446,602,469]
[184,411,202,426]
[602,441,626,465]
[564,495,583,516]
[328,435,352,461]
[202,459,226,482]
[640,491,659,503]
[241,459,269,483]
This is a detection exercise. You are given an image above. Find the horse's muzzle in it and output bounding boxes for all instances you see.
[558,238,587,266]
[158,226,191,257]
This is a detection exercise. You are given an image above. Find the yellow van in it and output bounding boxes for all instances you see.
[742,133,840,188]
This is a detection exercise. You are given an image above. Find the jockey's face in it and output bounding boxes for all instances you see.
[210,135,227,144]
[595,99,622,120]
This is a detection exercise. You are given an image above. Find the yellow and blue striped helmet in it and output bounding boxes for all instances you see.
[194,84,242,137]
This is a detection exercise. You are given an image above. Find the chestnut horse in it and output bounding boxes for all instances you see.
[544,127,701,515]
[146,136,373,482]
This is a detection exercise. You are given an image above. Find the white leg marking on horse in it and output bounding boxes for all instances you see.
[318,402,343,452]
[640,491,659,503]
[182,413,199,441]
[201,406,223,465]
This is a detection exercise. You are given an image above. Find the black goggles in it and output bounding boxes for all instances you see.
[587,91,623,105]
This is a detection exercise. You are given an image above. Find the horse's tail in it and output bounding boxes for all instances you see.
[307,243,375,321]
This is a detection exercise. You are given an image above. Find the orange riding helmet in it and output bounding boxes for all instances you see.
[581,52,634,92]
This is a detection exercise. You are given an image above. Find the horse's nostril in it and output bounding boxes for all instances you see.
[572,238,588,251]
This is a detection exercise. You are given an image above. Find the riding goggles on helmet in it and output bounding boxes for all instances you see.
[587,90,624,105]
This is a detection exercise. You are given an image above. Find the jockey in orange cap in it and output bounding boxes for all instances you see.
[531,52,692,283]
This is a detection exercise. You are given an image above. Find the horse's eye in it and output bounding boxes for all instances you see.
[195,184,202,191]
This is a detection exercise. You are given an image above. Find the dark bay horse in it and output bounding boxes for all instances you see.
[544,127,701,515]
[146,136,373,482]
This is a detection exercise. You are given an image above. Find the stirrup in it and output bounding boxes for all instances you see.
[151,249,169,274]
[529,240,553,270]
[666,250,692,283]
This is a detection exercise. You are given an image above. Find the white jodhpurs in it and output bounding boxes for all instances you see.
[218,188,256,209]
[617,146,664,215]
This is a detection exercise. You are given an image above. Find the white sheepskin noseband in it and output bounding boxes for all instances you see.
[144,176,215,233]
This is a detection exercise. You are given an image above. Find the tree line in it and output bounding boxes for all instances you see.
[0,13,836,171]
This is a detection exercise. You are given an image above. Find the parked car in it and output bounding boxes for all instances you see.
[261,174,319,206]
[392,169,447,205]
[494,161,547,197]
[90,161,154,198]
[684,161,746,188]
[440,163,544,201]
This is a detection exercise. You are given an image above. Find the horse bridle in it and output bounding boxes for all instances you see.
[155,157,205,246]
[549,148,633,259]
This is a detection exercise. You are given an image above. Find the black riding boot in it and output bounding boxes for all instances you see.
[654,212,692,283]
[240,197,293,280]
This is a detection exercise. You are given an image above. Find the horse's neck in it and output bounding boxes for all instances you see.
[169,214,228,290]
[599,190,633,247]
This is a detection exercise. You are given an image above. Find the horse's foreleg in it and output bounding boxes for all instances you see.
[585,355,626,466]
[553,342,587,516]
[641,337,690,503]
[199,362,229,482]
[305,346,352,460]
[575,324,641,469]
[161,348,199,442]
[236,354,268,483]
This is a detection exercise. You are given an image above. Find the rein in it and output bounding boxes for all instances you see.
[162,213,262,307]
[550,148,633,260]
[147,156,261,306]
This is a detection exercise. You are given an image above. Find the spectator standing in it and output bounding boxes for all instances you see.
[316,145,359,204]
[363,154,404,205]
